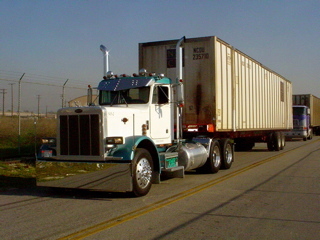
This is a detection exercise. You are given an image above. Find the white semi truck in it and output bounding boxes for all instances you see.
[37,36,292,196]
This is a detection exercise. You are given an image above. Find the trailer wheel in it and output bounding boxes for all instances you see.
[273,132,281,151]
[132,148,153,197]
[267,133,274,151]
[220,139,234,169]
[280,132,286,150]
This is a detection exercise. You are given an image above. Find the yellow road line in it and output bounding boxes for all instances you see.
[59,139,319,240]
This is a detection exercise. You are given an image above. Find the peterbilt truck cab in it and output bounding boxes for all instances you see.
[36,37,233,197]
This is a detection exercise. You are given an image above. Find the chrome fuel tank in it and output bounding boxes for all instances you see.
[178,143,208,171]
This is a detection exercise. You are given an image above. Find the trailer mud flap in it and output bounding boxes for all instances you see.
[36,160,132,192]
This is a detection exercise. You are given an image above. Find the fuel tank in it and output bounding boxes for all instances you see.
[178,142,208,171]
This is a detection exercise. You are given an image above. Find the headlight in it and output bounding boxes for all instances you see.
[41,138,56,145]
[106,137,124,144]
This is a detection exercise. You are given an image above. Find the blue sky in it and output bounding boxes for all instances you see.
[1,0,319,112]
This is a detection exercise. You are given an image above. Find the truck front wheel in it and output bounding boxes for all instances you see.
[132,148,153,197]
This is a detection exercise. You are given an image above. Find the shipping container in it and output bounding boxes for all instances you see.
[139,36,293,135]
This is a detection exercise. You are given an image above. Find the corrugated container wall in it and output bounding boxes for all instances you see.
[139,36,293,132]
[293,94,320,127]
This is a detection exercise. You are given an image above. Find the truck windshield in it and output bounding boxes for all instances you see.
[99,87,150,105]
[293,107,306,115]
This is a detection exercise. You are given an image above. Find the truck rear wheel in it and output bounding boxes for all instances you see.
[220,139,234,169]
[132,148,153,197]
[197,140,221,173]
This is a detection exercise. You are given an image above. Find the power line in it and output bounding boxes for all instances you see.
[0,70,97,87]
[0,77,87,90]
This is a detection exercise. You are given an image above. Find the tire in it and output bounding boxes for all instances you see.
[132,148,153,197]
[220,139,234,169]
[280,132,285,150]
[267,133,274,151]
[307,130,313,140]
[199,140,221,173]
[273,132,281,151]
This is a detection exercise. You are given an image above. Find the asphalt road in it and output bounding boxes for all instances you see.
[1,137,319,240]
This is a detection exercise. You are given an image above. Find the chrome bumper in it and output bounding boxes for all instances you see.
[36,160,133,192]
[284,130,307,139]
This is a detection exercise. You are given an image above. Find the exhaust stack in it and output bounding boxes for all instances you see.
[175,36,185,143]
[100,44,110,76]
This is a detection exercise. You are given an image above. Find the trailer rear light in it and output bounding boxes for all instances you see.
[207,124,215,132]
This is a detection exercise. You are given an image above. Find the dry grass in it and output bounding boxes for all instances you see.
[0,116,56,158]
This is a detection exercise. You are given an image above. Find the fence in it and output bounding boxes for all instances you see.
[0,70,102,159]
[0,70,99,115]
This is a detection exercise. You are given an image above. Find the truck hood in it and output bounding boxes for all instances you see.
[58,105,150,140]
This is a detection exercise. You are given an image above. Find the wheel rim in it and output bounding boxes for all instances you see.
[212,145,221,167]
[136,158,152,189]
[225,144,233,164]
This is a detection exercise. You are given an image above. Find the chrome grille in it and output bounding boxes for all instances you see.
[60,114,100,156]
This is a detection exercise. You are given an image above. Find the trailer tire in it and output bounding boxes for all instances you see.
[267,133,274,151]
[197,140,221,173]
[220,139,234,169]
[280,132,285,150]
[132,148,153,197]
[273,132,281,151]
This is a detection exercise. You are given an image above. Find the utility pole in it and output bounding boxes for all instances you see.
[0,89,7,116]
[37,95,41,118]
[18,73,25,156]
[9,83,15,116]
[62,79,69,108]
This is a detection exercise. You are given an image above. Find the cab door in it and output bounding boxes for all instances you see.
[149,85,172,143]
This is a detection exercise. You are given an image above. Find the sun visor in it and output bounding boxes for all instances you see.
[98,77,154,91]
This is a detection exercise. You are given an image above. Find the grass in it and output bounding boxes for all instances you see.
[0,116,56,190]
[0,116,56,159]
[0,161,36,191]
